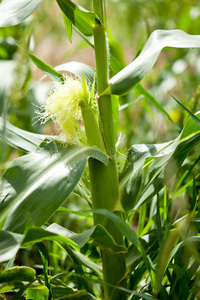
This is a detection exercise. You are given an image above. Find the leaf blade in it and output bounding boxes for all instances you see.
[120,111,200,211]
[0,0,42,27]
[56,0,100,36]
[1,139,108,233]
[105,30,200,95]
[0,117,48,152]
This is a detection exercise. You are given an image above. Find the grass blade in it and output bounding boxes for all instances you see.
[0,0,42,27]
[103,30,200,95]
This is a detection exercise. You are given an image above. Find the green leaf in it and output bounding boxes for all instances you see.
[22,227,78,250]
[55,62,96,90]
[126,230,158,273]
[93,209,153,279]
[56,207,92,218]
[0,220,125,263]
[26,284,49,300]
[170,93,200,127]
[0,217,125,265]
[51,284,75,299]
[0,231,24,262]
[120,111,200,211]
[46,223,126,253]
[63,13,72,42]
[27,51,65,83]
[23,227,102,276]
[0,117,48,152]
[56,0,100,37]
[68,250,101,276]
[0,61,15,115]
[0,0,42,27]
[28,52,96,89]
[57,290,98,299]
[1,139,108,233]
[37,243,51,297]
[61,244,95,295]
[168,236,200,266]
[0,266,35,293]
[103,30,200,95]
[135,84,175,124]
[120,141,171,212]
[111,95,119,142]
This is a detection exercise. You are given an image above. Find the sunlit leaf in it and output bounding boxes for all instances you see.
[0,117,48,152]
[0,231,24,262]
[63,13,72,42]
[126,230,158,273]
[120,111,200,211]
[120,141,172,211]
[56,0,100,36]
[26,284,49,300]
[58,290,98,299]
[0,266,35,293]
[47,223,126,253]
[0,0,42,27]
[23,227,102,275]
[135,84,175,124]
[102,30,200,95]
[93,209,152,276]
[170,93,200,127]
[51,284,75,299]
[55,62,96,90]
[27,51,64,83]
[0,61,15,115]
[1,139,108,233]
[37,243,51,297]
[28,52,96,89]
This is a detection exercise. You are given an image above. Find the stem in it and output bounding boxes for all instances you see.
[93,24,108,94]
[80,103,105,152]
[93,0,105,25]
[82,1,127,299]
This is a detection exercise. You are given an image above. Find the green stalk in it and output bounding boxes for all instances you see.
[80,1,127,299]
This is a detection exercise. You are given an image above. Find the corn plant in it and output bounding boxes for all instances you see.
[0,0,200,299]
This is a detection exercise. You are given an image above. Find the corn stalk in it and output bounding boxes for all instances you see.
[80,1,127,299]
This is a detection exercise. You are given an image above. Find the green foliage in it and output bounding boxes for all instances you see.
[0,0,200,299]
[0,0,42,27]
[103,30,200,96]
[1,140,108,233]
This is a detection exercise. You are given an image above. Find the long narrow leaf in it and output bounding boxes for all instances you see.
[0,221,125,263]
[56,0,100,37]
[47,223,126,253]
[102,30,200,95]
[0,139,108,233]
[0,231,24,262]
[55,290,98,300]
[28,52,96,89]
[55,62,96,89]
[0,266,35,284]
[136,84,175,124]
[170,93,200,127]
[0,61,16,115]
[28,51,64,83]
[26,285,49,300]
[0,0,42,27]
[0,117,48,152]
[120,111,200,211]
[93,209,154,281]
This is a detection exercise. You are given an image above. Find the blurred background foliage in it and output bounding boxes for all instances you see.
[0,0,200,286]
[1,0,200,142]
